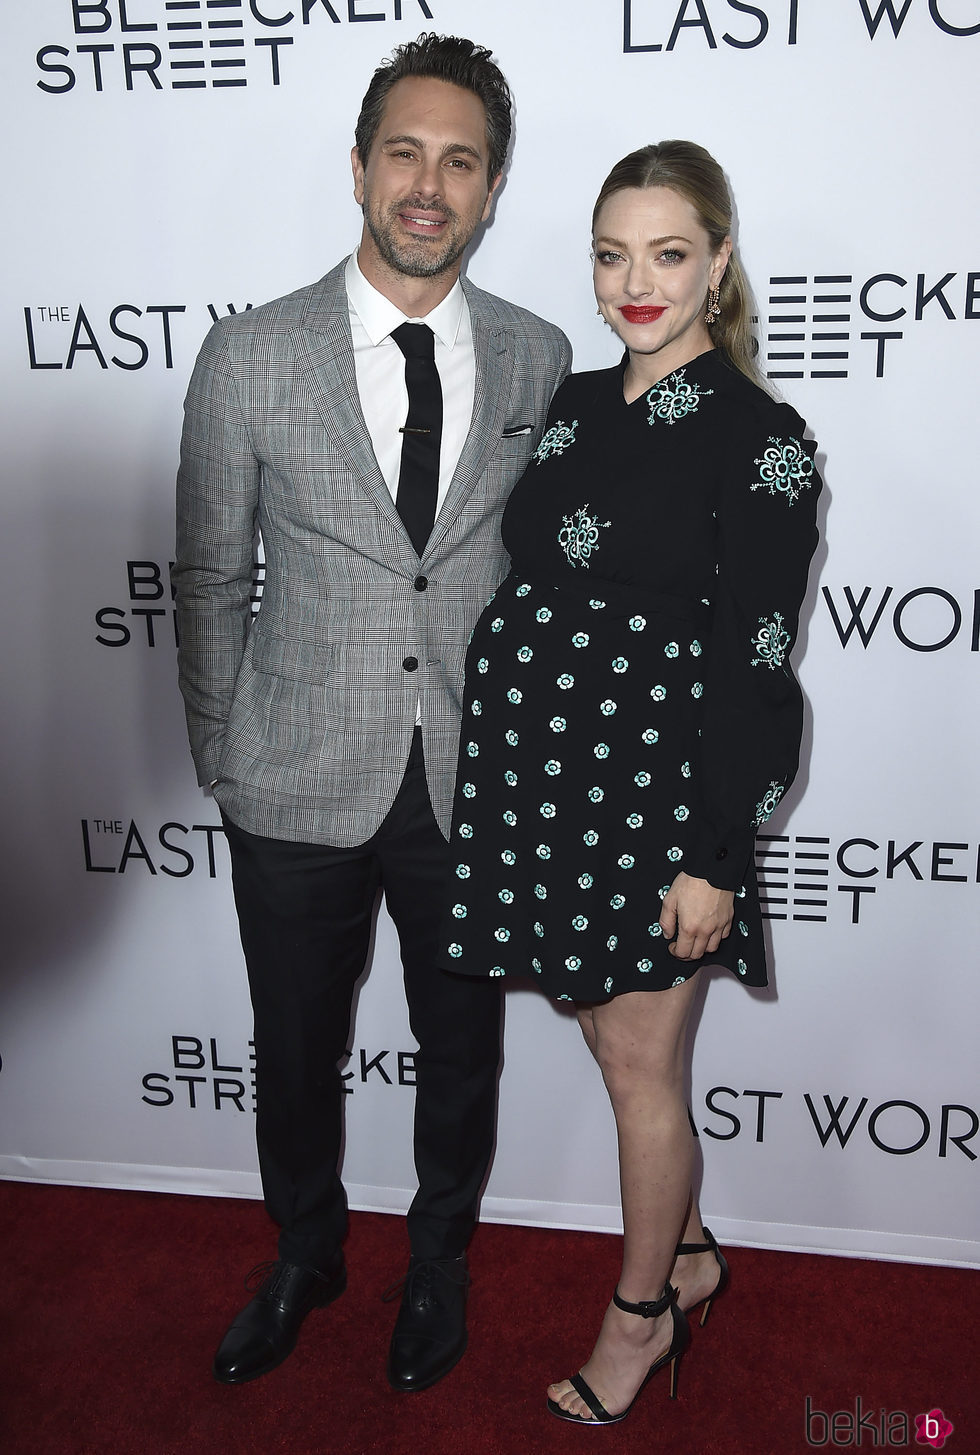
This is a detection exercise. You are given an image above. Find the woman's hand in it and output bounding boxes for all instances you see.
[659,873,734,961]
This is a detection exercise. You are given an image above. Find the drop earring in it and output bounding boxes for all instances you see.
[705,286,721,326]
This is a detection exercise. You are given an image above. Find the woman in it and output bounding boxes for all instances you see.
[442,141,821,1423]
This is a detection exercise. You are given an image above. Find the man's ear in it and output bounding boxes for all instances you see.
[480,171,504,224]
[351,145,365,207]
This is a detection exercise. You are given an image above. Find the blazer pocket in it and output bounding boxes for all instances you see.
[495,427,538,476]
[250,630,338,683]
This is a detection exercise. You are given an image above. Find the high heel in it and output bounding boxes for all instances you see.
[546,1282,691,1425]
[675,1225,729,1327]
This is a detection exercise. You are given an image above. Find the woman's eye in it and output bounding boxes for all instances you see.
[659,249,684,265]
[595,251,624,266]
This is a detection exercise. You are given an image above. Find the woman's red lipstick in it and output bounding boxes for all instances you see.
[619,305,667,324]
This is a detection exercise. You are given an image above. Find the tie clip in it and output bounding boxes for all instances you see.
[399,426,433,434]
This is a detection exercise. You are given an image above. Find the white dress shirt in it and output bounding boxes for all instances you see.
[345,251,475,523]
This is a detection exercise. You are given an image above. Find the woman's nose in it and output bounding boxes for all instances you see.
[624,264,655,298]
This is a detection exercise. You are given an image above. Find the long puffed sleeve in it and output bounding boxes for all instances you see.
[684,404,821,890]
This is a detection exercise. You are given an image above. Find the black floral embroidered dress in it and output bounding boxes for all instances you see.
[442,349,821,1001]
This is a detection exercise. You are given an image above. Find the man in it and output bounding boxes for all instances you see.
[173,33,570,1392]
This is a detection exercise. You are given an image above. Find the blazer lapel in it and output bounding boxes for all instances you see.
[293,265,518,564]
[294,270,412,548]
[423,302,513,560]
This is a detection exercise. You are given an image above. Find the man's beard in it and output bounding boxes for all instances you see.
[364,199,469,280]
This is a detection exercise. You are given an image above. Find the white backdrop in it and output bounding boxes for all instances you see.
[2,1,978,1268]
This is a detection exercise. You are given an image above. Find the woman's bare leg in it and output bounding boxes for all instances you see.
[670,1196,726,1312]
[576,995,724,1319]
[548,976,700,1420]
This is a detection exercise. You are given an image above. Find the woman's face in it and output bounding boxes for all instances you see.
[592,185,731,382]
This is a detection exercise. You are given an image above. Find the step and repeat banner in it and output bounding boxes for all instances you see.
[2,2,977,1267]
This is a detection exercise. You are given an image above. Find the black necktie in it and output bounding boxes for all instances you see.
[391,322,443,557]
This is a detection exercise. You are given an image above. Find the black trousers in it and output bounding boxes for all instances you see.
[222,731,503,1268]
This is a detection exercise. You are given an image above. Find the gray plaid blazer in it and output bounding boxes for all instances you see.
[174,260,571,846]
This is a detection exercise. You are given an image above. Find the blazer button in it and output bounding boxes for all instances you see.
[403,656,419,672]
[715,847,728,861]
[413,575,428,592]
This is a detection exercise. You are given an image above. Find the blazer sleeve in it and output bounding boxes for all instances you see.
[552,334,573,404]
[684,402,822,891]
[172,320,260,787]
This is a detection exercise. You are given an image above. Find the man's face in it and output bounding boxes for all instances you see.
[352,76,500,285]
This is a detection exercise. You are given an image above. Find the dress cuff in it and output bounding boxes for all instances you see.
[684,823,755,893]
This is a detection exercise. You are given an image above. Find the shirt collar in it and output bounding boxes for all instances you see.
[345,251,465,350]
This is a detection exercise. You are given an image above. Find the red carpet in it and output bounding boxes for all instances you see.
[1,1181,976,1454]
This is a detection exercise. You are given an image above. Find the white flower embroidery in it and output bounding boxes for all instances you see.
[750,436,815,506]
[751,611,792,669]
[534,418,579,463]
[558,505,611,568]
[753,780,786,826]
[646,368,714,426]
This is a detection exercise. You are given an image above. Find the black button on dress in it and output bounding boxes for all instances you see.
[443,349,821,1001]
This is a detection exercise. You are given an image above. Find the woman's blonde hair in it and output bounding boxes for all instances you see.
[592,140,764,390]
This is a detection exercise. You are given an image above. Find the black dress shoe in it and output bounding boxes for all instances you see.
[386,1255,470,1392]
[213,1257,346,1384]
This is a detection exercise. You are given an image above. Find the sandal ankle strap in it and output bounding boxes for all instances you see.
[612,1282,677,1319]
[675,1225,719,1257]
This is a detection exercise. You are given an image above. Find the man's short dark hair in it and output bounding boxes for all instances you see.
[354,33,513,185]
